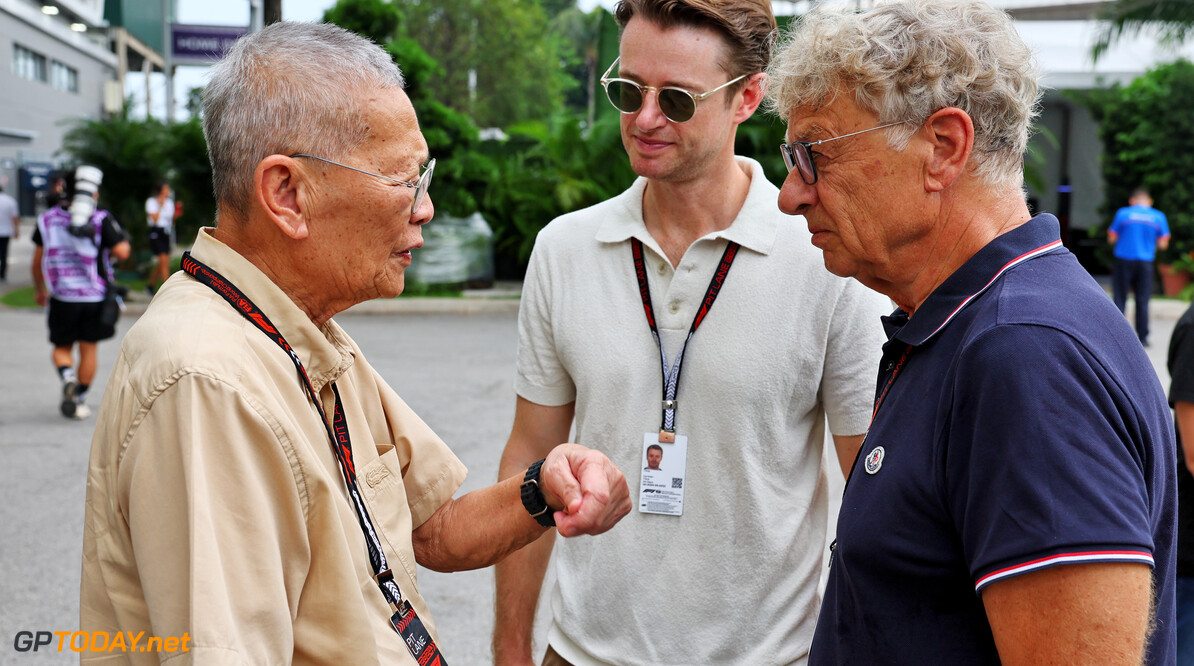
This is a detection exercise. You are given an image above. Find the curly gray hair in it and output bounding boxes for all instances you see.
[766,0,1042,188]
[202,22,404,222]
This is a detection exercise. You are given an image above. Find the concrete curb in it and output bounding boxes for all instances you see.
[344,296,521,316]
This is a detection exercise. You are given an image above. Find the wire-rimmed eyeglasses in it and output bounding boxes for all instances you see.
[780,121,911,185]
[290,153,435,214]
[599,56,749,124]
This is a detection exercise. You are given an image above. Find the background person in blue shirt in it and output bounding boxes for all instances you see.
[768,0,1176,663]
[1109,187,1170,346]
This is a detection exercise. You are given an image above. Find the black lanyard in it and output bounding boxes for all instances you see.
[631,237,739,441]
[181,252,447,665]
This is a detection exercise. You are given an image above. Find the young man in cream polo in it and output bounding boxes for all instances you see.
[492,1,889,664]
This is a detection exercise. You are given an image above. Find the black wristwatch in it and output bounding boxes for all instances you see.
[521,458,556,527]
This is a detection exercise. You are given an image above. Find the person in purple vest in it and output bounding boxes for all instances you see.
[31,171,130,419]
[1109,187,1170,347]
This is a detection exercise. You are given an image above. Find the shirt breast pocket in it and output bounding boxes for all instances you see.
[359,444,420,588]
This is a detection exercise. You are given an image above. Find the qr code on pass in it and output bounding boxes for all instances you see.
[671,477,683,489]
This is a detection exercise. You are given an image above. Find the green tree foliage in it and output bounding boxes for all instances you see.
[60,105,213,262]
[551,7,604,117]
[540,0,577,18]
[322,0,401,44]
[164,117,216,246]
[479,113,635,270]
[1075,59,1194,262]
[394,0,575,128]
[323,0,495,219]
[387,38,496,218]
[60,105,168,256]
[322,0,632,276]
[736,112,789,188]
[1094,0,1194,60]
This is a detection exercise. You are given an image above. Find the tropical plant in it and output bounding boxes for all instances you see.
[479,113,635,272]
[60,105,170,258]
[551,6,606,117]
[393,0,577,128]
[60,101,214,265]
[322,0,401,43]
[1023,125,1060,195]
[322,0,497,220]
[1094,0,1194,60]
[1074,59,1194,264]
[163,117,216,243]
[736,111,790,187]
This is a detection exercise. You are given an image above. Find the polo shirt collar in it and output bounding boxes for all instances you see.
[594,156,779,256]
[890,213,1066,346]
[188,228,355,391]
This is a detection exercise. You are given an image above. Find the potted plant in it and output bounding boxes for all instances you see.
[1159,251,1194,297]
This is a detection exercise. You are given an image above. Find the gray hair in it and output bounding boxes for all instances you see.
[766,0,1041,188]
[202,21,404,221]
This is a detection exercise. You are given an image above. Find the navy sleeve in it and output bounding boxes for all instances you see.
[945,323,1157,591]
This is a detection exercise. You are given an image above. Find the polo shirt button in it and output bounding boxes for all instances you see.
[657,263,667,275]
[669,301,680,314]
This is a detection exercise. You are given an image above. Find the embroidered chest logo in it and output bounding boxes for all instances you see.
[864,446,885,475]
[366,466,390,488]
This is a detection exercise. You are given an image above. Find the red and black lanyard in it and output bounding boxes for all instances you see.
[181,253,446,666]
[631,237,739,441]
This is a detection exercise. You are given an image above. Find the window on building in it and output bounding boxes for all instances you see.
[51,61,78,93]
[13,45,47,83]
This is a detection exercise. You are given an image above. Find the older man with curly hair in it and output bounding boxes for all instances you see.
[768,0,1176,663]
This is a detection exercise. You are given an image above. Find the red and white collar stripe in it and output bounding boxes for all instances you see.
[926,240,1063,341]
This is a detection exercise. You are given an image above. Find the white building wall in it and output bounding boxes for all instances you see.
[0,0,115,213]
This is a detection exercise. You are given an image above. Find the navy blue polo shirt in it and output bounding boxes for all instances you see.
[810,214,1176,664]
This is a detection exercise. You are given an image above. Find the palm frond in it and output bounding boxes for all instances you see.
[1093,0,1194,61]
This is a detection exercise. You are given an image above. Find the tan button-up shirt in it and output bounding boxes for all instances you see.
[81,228,468,664]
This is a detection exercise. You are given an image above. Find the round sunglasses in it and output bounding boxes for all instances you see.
[599,56,749,124]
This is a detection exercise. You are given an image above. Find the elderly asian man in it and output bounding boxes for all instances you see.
[768,1,1176,664]
[79,22,630,665]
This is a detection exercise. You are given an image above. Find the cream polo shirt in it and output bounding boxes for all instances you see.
[80,228,467,665]
[517,158,891,665]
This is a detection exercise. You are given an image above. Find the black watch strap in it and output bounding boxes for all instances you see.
[521,458,556,527]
